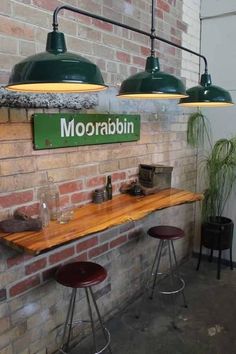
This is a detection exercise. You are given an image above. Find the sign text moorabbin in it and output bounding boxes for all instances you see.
[33,113,140,149]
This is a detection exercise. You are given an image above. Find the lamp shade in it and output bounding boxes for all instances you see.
[178,73,233,107]
[6,31,107,93]
[118,56,187,99]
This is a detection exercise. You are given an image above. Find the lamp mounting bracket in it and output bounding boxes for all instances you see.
[52,3,208,72]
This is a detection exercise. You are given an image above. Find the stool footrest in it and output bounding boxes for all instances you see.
[147,272,185,295]
[95,327,111,354]
[59,327,111,354]
[157,275,185,295]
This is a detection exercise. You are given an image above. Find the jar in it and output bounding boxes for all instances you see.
[40,174,59,221]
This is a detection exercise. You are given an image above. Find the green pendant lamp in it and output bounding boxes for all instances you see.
[179,72,233,107]
[117,55,187,99]
[6,31,107,93]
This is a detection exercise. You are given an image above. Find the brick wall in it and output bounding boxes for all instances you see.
[181,0,201,88]
[0,1,201,353]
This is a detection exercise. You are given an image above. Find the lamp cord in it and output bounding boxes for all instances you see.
[150,0,155,57]
[52,3,208,73]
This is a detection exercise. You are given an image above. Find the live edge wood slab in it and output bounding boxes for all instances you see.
[0,188,203,256]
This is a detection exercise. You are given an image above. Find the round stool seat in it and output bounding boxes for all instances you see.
[56,261,107,288]
[148,225,184,240]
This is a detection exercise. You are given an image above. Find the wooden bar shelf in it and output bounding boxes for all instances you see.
[0,188,203,255]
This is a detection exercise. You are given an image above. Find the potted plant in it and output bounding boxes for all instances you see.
[187,111,236,279]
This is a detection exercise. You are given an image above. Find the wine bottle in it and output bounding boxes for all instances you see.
[106,175,113,200]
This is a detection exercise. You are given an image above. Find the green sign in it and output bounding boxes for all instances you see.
[33,113,140,149]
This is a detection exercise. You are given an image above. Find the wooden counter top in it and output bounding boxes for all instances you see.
[0,188,203,255]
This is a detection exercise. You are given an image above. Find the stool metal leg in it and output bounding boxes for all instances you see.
[167,240,177,327]
[89,287,112,354]
[167,240,175,287]
[171,240,187,308]
[149,240,164,300]
[85,287,112,354]
[60,288,77,353]
[85,287,98,353]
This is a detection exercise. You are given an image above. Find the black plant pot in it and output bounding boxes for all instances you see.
[197,216,234,279]
[202,216,234,250]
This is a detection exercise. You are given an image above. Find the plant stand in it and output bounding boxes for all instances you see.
[197,216,234,279]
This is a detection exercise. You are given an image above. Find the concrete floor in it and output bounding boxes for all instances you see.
[70,258,236,354]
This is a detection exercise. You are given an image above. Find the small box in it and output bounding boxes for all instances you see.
[139,164,173,189]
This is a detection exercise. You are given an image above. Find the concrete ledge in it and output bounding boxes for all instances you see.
[0,87,98,109]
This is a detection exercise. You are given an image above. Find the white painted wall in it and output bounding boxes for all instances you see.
[200,0,236,260]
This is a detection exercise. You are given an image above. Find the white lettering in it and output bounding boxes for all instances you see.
[95,122,102,135]
[116,118,124,134]
[75,122,85,136]
[108,118,116,135]
[127,121,134,134]
[60,118,74,137]
[100,122,108,135]
[60,117,135,138]
[86,122,95,136]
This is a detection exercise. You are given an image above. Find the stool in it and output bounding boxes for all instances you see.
[56,261,112,354]
[147,225,187,307]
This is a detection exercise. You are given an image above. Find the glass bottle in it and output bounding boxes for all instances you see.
[106,175,113,200]
[46,176,59,220]
[40,198,50,227]
[40,172,59,221]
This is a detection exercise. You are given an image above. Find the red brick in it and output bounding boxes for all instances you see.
[9,275,40,297]
[110,235,127,249]
[88,243,109,258]
[128,229,143,240]
[176,20,187,33]
[141,46,150,56]
[116,51,131,64]
[130,67,138,75]
[0,190,33,208]
[171,27,176,36]
[72,13,92,25]
[157,0,170,12]
[7,254,33,269]
[32,0,60,11]
[156,8,164,19]
[76,237,98,253]
[58,195,70,207]
[77,252,88,261]
[25,258,47,275]
[71,191,92,204]
[71,252,88,262]
[163,65,175,74]
[0,16,34,40]
[164,45,176,55]
[133,56,146,67]
[171,36,181,46]
[15,202,40,217]
[92,19,113,32]
[49,247,75,265]
[59,181,83,195]
[112,172,126,182]
[86,176,105,188]
[42,266,58,282]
